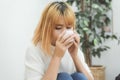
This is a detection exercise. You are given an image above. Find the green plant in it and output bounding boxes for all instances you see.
[66,0,119,66]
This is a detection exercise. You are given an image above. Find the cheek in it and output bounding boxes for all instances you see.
[53,30,60,41]
[51,30,60,46]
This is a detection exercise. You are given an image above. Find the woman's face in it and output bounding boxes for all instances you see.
[51,17,73,46]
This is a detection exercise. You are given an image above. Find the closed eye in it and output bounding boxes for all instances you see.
[67,27,72,29]
[55,26,62,30]
[55,27,62,30]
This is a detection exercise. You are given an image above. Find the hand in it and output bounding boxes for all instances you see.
[53,30,75,58]
[68,31,80,58]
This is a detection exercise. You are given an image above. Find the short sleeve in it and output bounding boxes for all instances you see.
[77,48,91,73]
[24,44,45,80]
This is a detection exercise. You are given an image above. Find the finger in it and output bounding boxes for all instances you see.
[74,33,80,43]
[61,33,73,43]
[58,30,66,41]
[66,42,74,48]
[73,40,77,47]
[64,34,75,46]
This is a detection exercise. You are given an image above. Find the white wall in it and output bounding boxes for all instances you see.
[92,0,120,80]
[0,0,119,80]
[0,0,45,80]
[0,0,62,80]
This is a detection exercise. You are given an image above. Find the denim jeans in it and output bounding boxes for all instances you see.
[57,72,88,80]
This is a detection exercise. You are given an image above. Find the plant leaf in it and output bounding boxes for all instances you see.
[84,20,89,26]
[92,4,99,8]
[83,27,89,31]
[94,38,98,46]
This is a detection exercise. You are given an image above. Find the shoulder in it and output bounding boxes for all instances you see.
[26,42,38,55]
[25,42,44,60]
[26,41,43,53]
[24,42,45,80]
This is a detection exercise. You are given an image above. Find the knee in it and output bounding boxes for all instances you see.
[57,72,73,80]
[71,72,88,80]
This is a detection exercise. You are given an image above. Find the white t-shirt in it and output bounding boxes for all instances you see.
[24,42,91,80]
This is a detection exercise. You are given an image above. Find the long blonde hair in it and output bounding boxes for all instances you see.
[32,1,76,55]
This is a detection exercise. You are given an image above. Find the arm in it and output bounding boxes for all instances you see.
[72,55,94,80]
[41,56,61,80]
[68,32,94,80]
[42,30,75,80]
[25,45,62,80]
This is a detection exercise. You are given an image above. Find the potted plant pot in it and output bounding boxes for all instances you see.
[90,65,105,80]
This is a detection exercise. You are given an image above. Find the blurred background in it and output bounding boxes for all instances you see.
[0,0,120,80]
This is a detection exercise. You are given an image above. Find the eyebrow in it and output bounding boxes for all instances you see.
[55,24,64,26]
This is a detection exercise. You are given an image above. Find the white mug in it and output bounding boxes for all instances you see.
[65,30,74,42]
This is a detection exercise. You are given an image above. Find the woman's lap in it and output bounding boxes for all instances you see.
[57,72,73,80]
[57,72,88,80]
[71,72,88,80]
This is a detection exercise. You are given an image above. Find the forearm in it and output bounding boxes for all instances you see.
[42,56,61,80]
[72,56,94,80]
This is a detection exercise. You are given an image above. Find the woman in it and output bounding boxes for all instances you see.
[24,1,94,80]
